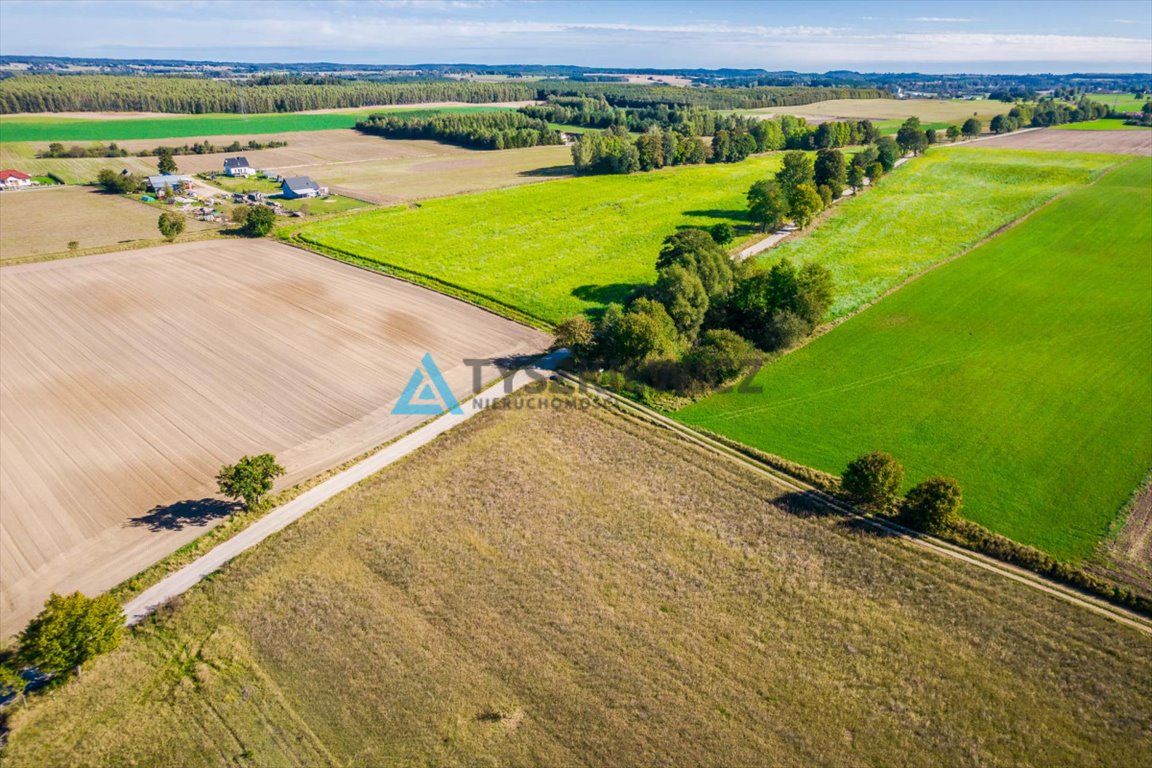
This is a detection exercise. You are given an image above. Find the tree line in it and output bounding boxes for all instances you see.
[0,74,885,114]
[355,111,563,150]
[569,114,881,175]
[39,138,287,159]
[987,96,1118,134]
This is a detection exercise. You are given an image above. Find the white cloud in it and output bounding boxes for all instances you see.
[908,17,973,24]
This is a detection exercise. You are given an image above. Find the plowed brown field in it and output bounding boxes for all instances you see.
[0,240,547,635]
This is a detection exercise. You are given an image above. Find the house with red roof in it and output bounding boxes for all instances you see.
[0,169,33,189]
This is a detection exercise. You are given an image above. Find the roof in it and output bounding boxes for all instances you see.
[282,176,320,192]
[0,169,31,181]
[147,174,191,187]
[223,156,251,170]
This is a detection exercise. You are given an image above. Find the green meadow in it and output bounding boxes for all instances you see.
[1053,118,1152,131]
[768,148,1121,317]
[1085,94,1152,113]
[679,159,1152,561]
[296,156,784,324]
[0,106,512,143]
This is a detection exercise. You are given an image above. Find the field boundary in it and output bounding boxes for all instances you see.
[553,372,1152,635]
[285,230,556,331]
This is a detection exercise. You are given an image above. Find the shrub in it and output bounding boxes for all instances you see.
[842,451,904,510]
[157,211,185,241]
[902,476,963,533]
[553,315,596,361]
[687,329,761,387]
[242,205,276,237]
[709,222,734,245]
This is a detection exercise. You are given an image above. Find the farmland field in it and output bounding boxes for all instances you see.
[4,390,1149,766]
[0,129,575,197]
[766,148,1121,317]
[734,97,1001,125]
[0,104,519,143]
[679,159,1152,562]
[0,186,215,260]
[966,128,1152,155]
[0,241,547,636]
[1054,118,1152,131]
[295,155,786,324]
[1086,94,1152,112]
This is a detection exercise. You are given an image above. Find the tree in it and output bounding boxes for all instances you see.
[846,163,865,193]
[96,168,141,194]
[945,124,961,142]
[653,264,708,340]
[990,114,1015,134]
[709,222,734,245]
[746,178,788,232]
[814,148,846,198]
[156,147,177,174]
[611,298,681,365]
[924,128,938,145]
[789,183,824,229]
[961,117,982,139]
[67,240,79,252]
[157,211,185,241]
[902,476,963,533]
[552,315,595,361]
[866,161,884,183]
[242,205,276,237]
[0,661,26,705]
[775,150,815,204]
[875,136,900,171]
[216,453,286,510]
[657,229,733,301]
[686,329,760,386]
[795,261,834,326]
[842,451,904,510]
[20,592,123,676]
[895,117,928,155]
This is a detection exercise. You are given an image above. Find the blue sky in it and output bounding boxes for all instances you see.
[1,0,1149,73]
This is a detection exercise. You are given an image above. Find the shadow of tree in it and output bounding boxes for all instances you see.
[518,165,575,178]
[127,498,240,532]
[681,208,748,221]
[571,283,641,307]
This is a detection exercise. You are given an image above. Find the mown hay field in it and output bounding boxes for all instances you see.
[0,241,546,636]
[4,389,1149,767]
[679,159,1152,562]
[0,186,215,260]
[734,97,1003,124]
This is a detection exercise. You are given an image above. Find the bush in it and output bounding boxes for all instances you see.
[242,205,276,237]
[901,476,963,533]
[20,592,123,676]
[686,329,760,387]
[709,222,734,245]
[157,211,185,241]
[553,315,596,361]
[842,451,904,510]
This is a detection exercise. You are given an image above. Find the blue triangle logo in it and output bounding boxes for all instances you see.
[393,353,463,416]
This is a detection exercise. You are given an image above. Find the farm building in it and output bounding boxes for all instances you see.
[0,169,33,189]
[147,174,194,196]
[223,156,256,177]
[282,175,324,199]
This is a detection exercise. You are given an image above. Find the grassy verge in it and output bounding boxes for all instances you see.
[679,158,1152,562]
[3,388,1149,766]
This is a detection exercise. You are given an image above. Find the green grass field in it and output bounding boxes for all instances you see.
[769,148,1121,317]
[679,159,1152,561]
[5,391,1149,766]
[875,118,951,135]
[1086,94,1152,113]
[0,106,513,143]
[295,156,783,324]
[294,149,1117,326]
[1054,118,1152,131]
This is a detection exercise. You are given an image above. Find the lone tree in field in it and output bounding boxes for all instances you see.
[157,211,185,241]
[842,451,904,510]
[216,453,286,510]
[20,592,123,677]
[902,476,963,533]
[242,205,276,237]
[961,117,982,139]
[156,147,178,175]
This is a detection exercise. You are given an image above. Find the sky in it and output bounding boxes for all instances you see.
[0,0,1150,73]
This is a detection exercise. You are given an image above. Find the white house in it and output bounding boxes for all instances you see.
[0,169,33,189]
[281,175,323,199]
[223,156,256,177]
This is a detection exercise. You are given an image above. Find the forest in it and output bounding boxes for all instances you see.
[355,111,563,150]
[0,74,886,114]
